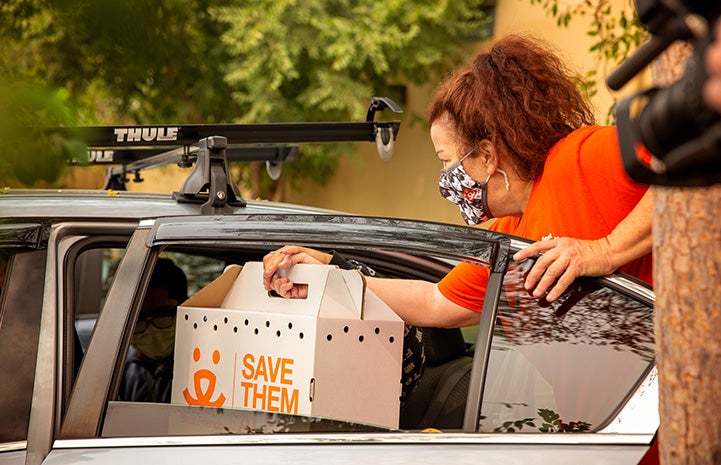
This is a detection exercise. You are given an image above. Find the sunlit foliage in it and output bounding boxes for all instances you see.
[0,0,492,189]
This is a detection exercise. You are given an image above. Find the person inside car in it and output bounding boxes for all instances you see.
[262,34,653,328]
[118,257,187,403]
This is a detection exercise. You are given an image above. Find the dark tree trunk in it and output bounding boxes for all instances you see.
[653,42,721,465]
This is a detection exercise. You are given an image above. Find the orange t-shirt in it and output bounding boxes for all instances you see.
[438,126,653,312]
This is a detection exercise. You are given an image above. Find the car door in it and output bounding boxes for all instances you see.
[42,215,656,465]
[0,221,49,465]
[13,219,136,465]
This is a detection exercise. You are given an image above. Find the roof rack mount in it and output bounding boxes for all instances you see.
[172,136,245,214]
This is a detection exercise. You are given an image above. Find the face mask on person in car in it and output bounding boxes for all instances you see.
[439,156,509,225]
[131,318,176,361]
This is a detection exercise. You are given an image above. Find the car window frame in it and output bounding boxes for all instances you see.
[61,225,156,439]
[62,235,132,404]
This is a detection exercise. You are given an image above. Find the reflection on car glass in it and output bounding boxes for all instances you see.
[479,262,655,433]
[500,262,654,361]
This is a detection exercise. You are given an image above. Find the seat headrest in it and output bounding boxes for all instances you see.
[422,327,467,366]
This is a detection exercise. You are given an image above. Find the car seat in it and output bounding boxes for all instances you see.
[399,327,473,430]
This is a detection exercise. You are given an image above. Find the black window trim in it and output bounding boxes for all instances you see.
[0,220,50,250]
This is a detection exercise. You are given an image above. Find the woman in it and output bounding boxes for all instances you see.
[264,34,653,328]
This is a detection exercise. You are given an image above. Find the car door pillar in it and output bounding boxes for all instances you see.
[463,240,511,433]
[25,226,62,465]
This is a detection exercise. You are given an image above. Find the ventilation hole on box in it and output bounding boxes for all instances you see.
[244,319,249,326]
[233,326,238,333]
[203,315,208,322]
[254,328,259,335]
[288,322,293,329]
[193,323,197,329]
[213,324,218,331]
[299,332,304,339]
[184,314,189,320]
[265,321,271,327]
[326,334,333,341]
[358,335,365,342]
[343,326,349,333]
[224,317,228,324]
[276,330,281,337]
[389,336,395,343]
[374,327,380,334]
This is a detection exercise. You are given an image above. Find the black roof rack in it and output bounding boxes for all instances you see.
[58,97,402,214]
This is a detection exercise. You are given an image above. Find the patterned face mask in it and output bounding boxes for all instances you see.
[439,159,493,225]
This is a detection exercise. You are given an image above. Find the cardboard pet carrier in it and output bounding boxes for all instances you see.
[171,262,404,429]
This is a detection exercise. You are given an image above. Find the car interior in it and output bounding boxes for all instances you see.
[70,242,477,432]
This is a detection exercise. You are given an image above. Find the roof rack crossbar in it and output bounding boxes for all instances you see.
[60,121,400,149]
[101,145,298,189]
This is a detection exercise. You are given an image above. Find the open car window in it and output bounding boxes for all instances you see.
[97,248,427,437]
[100,246,452,437]
[74,247,126,353]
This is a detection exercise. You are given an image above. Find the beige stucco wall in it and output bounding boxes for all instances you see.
[90,0,638,226]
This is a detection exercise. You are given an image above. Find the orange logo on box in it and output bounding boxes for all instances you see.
[238,353,299,414]
[182,347,227,407]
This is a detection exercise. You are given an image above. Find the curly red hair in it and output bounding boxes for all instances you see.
[428,34,595,180]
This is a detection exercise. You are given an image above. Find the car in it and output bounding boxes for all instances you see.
[0,99,658,465]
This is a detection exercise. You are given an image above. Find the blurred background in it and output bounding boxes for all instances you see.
[0,0,647,224]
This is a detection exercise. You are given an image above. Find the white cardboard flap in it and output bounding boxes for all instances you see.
[220,262,366,319]
[324,265,365,320]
